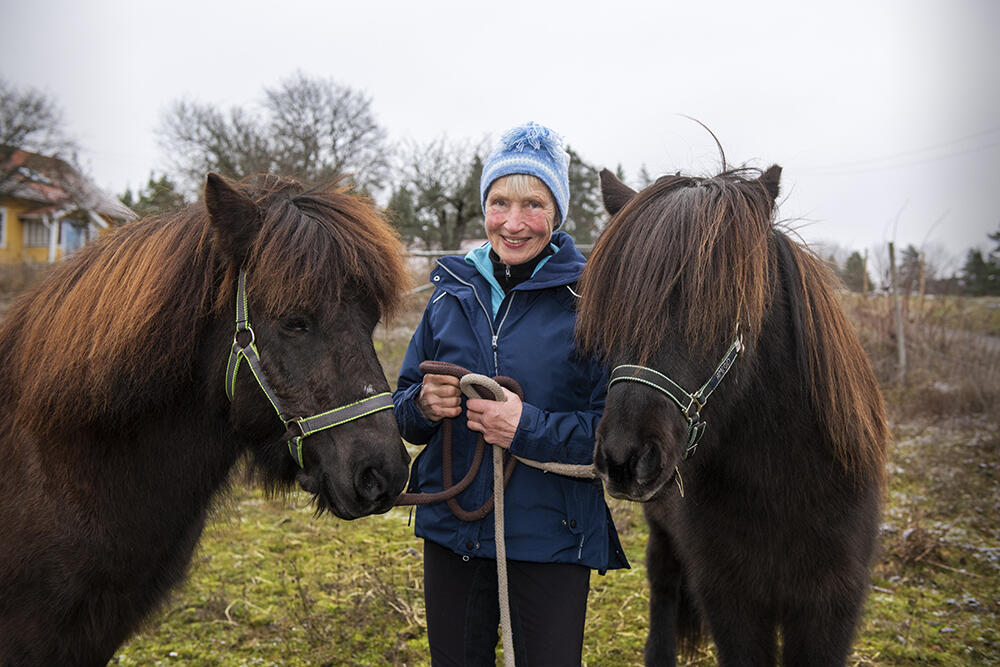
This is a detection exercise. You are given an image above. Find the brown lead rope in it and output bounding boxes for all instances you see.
[395,360,521,519]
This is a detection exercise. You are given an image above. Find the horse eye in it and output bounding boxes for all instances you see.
[280,316,310,333]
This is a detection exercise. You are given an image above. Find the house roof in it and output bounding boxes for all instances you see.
[0,147,136,223]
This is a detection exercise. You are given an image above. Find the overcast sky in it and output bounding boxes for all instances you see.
[3,0,997,272]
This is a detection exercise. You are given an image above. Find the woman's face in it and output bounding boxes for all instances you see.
[484,175,556,266]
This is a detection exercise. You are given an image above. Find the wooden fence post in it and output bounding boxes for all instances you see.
[889,242,907,383]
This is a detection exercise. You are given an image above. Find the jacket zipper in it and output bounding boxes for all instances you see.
[492,295,516,374]
[436,260,516,376]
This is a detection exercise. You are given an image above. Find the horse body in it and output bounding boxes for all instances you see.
[578,168,888,666]
[1,406,237,664]
[0,173,410,665]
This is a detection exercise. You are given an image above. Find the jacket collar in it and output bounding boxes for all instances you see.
[436,232,584,291]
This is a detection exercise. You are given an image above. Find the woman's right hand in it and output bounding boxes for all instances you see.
[417,373,462,421]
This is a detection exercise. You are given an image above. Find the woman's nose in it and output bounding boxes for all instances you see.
[505,204,525,228]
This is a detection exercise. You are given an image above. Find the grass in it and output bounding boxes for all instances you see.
[111,414,999,666]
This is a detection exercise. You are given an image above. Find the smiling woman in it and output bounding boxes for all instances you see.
[392,121,628,666]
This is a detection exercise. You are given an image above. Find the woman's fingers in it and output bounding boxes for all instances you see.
[418,373,462,420]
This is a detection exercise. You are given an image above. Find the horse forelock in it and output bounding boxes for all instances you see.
[239,179,408,322]
[577,169,774,365]
[0,176,407,440]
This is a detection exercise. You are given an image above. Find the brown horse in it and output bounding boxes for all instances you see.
[577,167,889,666]
[0,173,411,666]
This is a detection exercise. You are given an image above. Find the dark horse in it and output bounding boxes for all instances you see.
[0,173,411,666]
[577,167,889,666]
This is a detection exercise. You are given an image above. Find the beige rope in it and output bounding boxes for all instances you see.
[459,374,597,667]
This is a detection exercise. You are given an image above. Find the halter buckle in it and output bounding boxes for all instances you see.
[683,395,703,421]
[283,418,304,441]
[234,326,255,349]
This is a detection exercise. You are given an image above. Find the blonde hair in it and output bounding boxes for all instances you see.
[486,174,559,227]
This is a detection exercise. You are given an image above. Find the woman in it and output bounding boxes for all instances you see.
[393,121,627,666]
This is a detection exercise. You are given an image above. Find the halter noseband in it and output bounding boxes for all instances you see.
[608,334,744,459]
[224,270,394,467]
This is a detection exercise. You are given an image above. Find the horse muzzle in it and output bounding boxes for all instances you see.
[296,430,410,519]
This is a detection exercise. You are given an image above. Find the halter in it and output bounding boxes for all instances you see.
[608,334,744,459]
[224,270,394,467]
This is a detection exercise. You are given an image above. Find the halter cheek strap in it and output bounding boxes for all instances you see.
[225,270,394,467]
[608,335,744,459]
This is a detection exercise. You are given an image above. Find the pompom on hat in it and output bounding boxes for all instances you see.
[480,121,570,229]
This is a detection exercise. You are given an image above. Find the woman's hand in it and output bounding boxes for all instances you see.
[466,389,522,449]
[417,373,462,421]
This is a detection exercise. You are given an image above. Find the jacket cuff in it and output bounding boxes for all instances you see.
[393,382,439,444]
[509,402,543,459]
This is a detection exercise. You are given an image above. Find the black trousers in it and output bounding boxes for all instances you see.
[422,539,591,667]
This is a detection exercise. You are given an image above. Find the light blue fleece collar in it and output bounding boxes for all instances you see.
[464,242,557,317]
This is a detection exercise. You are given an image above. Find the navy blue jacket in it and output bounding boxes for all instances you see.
[393,232,628,572]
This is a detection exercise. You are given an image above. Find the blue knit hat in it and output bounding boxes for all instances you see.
[480,121,570,229]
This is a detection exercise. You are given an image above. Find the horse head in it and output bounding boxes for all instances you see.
[205,173,410,519]
[581,167,782,501]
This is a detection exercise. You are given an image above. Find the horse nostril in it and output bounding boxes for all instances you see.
[355,465,388,503]
[632,440,662,483]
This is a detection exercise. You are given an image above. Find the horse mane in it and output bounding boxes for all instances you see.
[0,175,408,439]
[577,168,888,487]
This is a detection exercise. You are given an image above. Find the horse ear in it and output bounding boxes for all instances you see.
[204,172,261,265]
[759,164,782,202]
[599,168,638,217]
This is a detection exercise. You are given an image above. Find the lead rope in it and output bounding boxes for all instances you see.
[459,374,515,667]
[456,373,595,667]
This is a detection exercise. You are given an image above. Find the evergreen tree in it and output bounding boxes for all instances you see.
[637,164,654,189]
[119,173,186,219]
[385,185,421,242]
[564,146,603,245]
[961,249,1000,296]
[898,244,923,295]
[841,251,868,292]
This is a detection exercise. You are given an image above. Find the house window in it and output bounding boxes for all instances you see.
[0,207,7,248]
[62,219,92,254]
[23,220,51,247]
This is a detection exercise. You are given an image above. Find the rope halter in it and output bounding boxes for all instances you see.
[608,333,744,459]
[224,270,394,467]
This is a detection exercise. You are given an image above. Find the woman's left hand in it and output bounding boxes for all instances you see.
[465,389,522,449]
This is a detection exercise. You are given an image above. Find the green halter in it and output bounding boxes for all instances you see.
[608,334,744,459]
[224,270,394,467]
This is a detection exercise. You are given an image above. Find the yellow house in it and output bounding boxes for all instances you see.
[0,148,136,265]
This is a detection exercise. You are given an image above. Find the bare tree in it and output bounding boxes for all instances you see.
[264,72,390,192]
[391,137,485,250]
[158,72,391,195]
[159,100,272,190]
[0,77,77,189]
